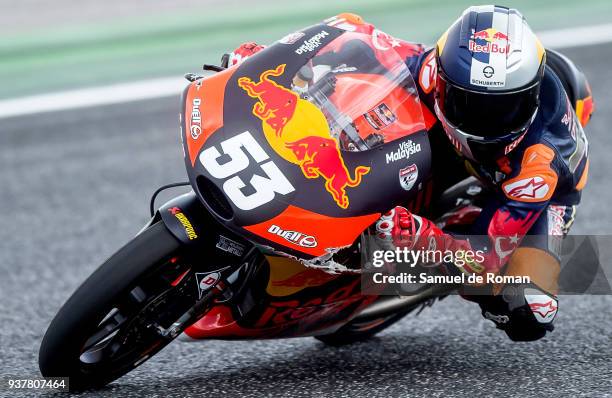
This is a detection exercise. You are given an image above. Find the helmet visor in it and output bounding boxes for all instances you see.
[436,74,540,138]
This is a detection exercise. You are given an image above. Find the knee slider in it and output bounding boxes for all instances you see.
[479,283,558,342]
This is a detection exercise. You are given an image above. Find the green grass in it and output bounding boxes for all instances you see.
[1,0,611,99]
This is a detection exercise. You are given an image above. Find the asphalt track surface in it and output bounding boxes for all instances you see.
[1,43,611,398]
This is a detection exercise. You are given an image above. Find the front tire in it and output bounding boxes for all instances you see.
[39,221,194,391]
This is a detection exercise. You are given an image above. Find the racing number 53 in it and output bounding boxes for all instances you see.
[199,131,294,210]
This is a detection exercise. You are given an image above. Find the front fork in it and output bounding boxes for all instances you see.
[151,191,264,327]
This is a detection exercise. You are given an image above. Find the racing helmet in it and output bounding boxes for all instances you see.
[434,5,546,163]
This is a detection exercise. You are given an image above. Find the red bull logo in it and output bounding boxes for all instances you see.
[286,136,370,209]
[469,28,509,54]
[238,64,298,137]
[239,64,369,209]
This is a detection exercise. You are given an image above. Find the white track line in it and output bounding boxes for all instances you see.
[1,23,611,120]
[0,76,187,119]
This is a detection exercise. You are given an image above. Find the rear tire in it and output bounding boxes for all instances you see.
[39,222,190,391]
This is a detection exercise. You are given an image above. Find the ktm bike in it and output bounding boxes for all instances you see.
[39,24,485,390]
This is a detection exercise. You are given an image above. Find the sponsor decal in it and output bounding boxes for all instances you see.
[399,164,418,191]
[238,64,298,137]
[286,136,370,208]
[468,28,509,54]
[363,103,396,130]
[466,185,482,196]
[278,31,305,45]
[469,28,509,87]
[295,30,330,55]
[168,207,198,240]
[525,289,558,323]
[331,65,357,74]
[503,176,550,200]
[254,277,370,328]
[482,65,495,78]
[385,140,422,164]
[484,311,510,324]
[239,64,368,209]
[503,131,527,155]
[190,98,202,139]
[195,271,222,299]
[268,224,317,248]
[216,235,245,256]
[418,51,437,94]
[470,77,504,87]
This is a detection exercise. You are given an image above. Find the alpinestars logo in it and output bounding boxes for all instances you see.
[525,289,558,323]
[295,30,330,55]
[268,225,317,248]
[503,176,549,200]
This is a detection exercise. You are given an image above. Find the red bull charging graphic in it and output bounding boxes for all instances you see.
[239,64,370,209]
[238,64,298,137]
[285,136,369,209]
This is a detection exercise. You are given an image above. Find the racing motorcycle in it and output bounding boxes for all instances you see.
[39,24,486,390]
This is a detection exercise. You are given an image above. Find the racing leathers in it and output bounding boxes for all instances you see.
[224,13,592,341]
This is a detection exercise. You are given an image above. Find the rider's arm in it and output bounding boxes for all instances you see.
[382,143,560,275]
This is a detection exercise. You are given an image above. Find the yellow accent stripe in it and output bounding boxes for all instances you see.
[575,98,585,125]
[576,158,589,191]
[536,38,546,64]
[436,29,449,56]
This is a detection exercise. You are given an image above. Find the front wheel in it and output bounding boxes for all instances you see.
[39,221,203,391]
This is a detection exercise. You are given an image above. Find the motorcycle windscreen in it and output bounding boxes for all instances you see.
[292,31,426,152]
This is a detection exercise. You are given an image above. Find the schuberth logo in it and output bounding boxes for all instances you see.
[268,224,317,248]
[295,30,330,55]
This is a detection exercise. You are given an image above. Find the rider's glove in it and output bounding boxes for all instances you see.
[221,42,266,68]
[375,206,444,251]
[375,207,485,275]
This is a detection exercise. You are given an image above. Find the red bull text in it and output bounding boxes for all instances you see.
[469,28,509,54]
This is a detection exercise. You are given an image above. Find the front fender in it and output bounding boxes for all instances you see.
[158,191,208,245]
[158,191,250,254]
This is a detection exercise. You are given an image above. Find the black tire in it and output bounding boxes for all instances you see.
[39,221,189,391]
